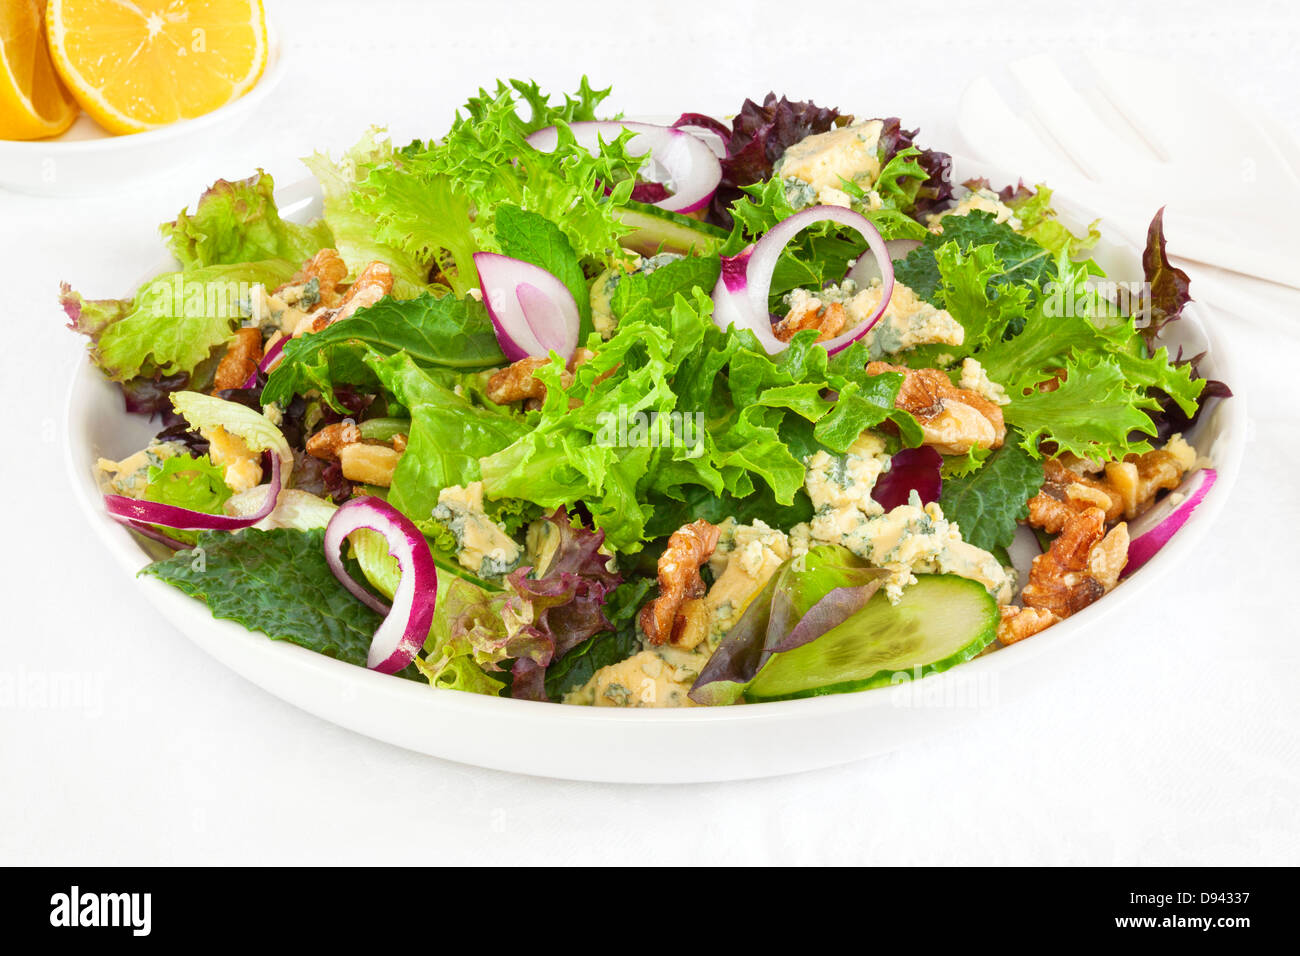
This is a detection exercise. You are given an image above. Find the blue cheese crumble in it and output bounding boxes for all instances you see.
[790,433,1015,604]
[926,187,1021,234]
[783,278,965,360]
[776,119,886,210]
[432,481,522,578]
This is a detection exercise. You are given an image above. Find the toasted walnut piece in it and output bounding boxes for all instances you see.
[306,421,362,461]
[1028,441,1198,533]
[1029,458,1124,530]
[334,261,394,322]
[391,433,408,453]
[295,260,397,335]
[997,605,1059,646]
[1026,493,1078,536]
[866,361,1007,454]
[486,356,551,404]
[278,248,349,307]
[1022,506,1125,619]
[639,519,722,646]
[1088,523,1129,591]
[339,443,402,487]
[1108,448,1188,520]
[212,327,263,392]
[774,301,847,343]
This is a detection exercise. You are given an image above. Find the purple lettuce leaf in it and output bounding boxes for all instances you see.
[504,508,623,701]
[706,93,842,227]
[689,547,887,704]
[876,118,953,215]
[871,446,943,511]
[1143,350,1233,442]
[1140,207,1192,347]
[120,371,191,419]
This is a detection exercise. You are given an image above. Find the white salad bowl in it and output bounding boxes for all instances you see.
[63,161,1246,783]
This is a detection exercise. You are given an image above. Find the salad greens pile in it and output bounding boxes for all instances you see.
[67,77,1225,707]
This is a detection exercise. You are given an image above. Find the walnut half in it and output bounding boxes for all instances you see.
[639,520,721,646]
[1021,506,1129,620]
[867,362,1007,455]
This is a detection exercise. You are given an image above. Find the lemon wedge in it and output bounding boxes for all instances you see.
[0,0,77,140]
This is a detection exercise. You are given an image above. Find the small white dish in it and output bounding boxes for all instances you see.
[0,25,285,197]
[62,160,1246,783]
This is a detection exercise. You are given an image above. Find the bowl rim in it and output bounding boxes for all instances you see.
[60,166,1249,731]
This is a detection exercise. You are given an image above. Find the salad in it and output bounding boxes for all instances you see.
[64,79,1230,707]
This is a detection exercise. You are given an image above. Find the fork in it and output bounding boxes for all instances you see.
[957,51,1300,290]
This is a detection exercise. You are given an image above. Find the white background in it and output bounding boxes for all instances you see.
[2,0,1298,864]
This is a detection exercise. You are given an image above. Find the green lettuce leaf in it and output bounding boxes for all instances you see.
[161,171,332,270]
[937,432,1043,552]
[894,210,1056,303]
[494,203,593,335]
[77,259,298,381]
[143,454,231,512]
[928,242,1035,357]
[261,291,505,409]
[1004,183,1100,257]
[348,82,642,297]
[1003,353,1163,460]
[301,129,430,298]
[608,252,722,329]
[141,454,232,546]
[476,290,916,553]
[365,350,530,522]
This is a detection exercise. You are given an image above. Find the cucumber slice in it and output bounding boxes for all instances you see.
[615,200,726,256]
[744,574,998,702]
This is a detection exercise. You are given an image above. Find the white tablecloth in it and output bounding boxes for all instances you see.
[3,0,1297,865]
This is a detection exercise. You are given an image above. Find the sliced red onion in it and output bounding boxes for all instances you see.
[712,205,894,356]
[1122,468,1216,578]
[323,497,438,674]
[670,112,730,159]
[241,335,285,390]
[525,120,721,214]
[846,238,923,287]
[474,253,580,361]
[105,453,282,531]
[871,447,943,511]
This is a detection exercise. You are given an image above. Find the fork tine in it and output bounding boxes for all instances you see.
[1007,54,1159,184]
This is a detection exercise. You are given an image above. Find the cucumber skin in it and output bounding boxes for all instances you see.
[742,577,999,703]
[616,201,726,255]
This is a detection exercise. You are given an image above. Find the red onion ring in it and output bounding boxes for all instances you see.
[712,205,894,356]
[323,497,438,673]
[241,335,285,390]
[525,120,721,215]
[846,238,923,287]
[670,112,730,159]
[105,453,282,531]
[1122,467,1216,578]
[474,252,580,361]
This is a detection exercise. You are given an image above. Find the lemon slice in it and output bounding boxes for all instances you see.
[0,0,78,140]
[46,0,267,136]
